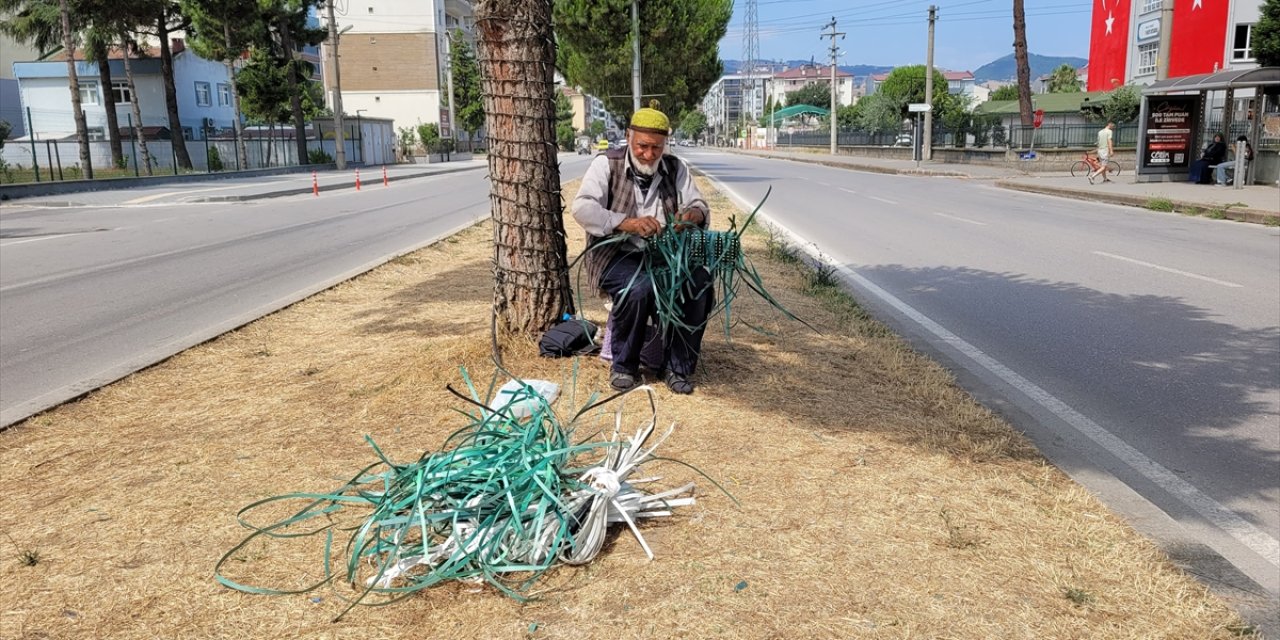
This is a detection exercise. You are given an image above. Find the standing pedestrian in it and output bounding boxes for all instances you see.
[1089,122,1115,184]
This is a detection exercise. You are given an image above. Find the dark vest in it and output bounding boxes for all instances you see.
[582,149,681,293]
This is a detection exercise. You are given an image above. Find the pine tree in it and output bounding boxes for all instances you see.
[475,0,572,339]
[555,0,731,120]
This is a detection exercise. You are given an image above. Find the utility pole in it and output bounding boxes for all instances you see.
[742,0,758,149]
[1156,0,1173,80]
[327,0,347,170]
[631,0,641,112]
[924,5,936,161]
[821,17,845,155]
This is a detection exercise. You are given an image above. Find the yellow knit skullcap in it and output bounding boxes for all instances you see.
[629,100,670,135]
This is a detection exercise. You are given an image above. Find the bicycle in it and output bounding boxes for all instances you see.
[1070,152,1121,179]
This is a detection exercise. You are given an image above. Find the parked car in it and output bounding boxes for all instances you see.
[894,134,913,147]
[576,136,592,155]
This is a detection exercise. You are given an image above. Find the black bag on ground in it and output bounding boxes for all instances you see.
[539,318,600,357]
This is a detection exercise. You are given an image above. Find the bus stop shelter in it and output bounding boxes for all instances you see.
[1136,67,1280,185]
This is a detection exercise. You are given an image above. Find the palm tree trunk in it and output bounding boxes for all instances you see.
[223,22,249,169]
[1012,0,1033,127]
[120,33,153,176]
[59,0,93,179]
[94,39,124,169]
[277,18,308,164]
[474,0,573,336]
[157,12,192,169]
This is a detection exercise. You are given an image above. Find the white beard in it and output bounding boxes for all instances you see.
[629,150,659,176]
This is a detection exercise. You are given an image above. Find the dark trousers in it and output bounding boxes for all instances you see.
[600,251,713,377]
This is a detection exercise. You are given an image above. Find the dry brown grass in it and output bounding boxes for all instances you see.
[0,178,1252,639]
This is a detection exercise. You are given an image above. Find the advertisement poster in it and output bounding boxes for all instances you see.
[1142,97,1198,171]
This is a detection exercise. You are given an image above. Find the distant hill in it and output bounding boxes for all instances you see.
[722,59,893,80]
[973,53,1088,82]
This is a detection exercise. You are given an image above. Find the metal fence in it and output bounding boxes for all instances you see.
[0,124,374,184]
[774,122,1143,151]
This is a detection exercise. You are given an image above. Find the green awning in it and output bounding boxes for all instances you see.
[769,104,830,124]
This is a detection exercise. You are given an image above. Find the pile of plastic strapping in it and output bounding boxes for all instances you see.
[215,373,710,618]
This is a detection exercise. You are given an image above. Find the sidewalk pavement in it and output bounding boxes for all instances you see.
[2,160,489,209]
[730,148,1279,224]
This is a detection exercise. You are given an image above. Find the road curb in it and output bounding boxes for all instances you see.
[995,180,1278,225]
[194,164,487,202]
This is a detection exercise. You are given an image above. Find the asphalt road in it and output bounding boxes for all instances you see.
[684,147,1280,630]
[0,154,595,428]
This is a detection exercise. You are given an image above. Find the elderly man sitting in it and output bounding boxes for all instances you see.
[571,103,712,395]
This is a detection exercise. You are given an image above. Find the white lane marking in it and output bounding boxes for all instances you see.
[0,233,76,247]
[934,212,987,226]
[121,180,295,205]
[705,172,1280,570]
[869,196,898,205]
[1093,251,1244,289]
[839,187,858,195]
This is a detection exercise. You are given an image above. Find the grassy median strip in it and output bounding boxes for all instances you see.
[0,178,1253,639]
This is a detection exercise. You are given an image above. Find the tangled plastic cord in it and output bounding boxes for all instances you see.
[215,368,720,620]
[575,186,815,341]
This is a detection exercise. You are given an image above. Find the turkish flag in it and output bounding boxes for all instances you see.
[1169,0,1228,77]
[1087,0,1131,91]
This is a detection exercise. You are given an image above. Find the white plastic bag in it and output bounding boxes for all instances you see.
[489,379,560,420]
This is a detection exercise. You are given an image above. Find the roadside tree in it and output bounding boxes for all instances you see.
[785,82,831,108]
[679,110,707,140]
[1012,0,1033,126]
[476,0,573,338]
[449,28,484,142]
[555,0,731,120]
[990,84,1018,101]
[1256,0,1280,67]
[0,0,93,176]
[1046,63,1081,93]
[555,91,576,150]
[856,92,904,133]
[183,0,262,169]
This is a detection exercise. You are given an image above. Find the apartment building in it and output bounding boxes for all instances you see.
[321,0,474,134]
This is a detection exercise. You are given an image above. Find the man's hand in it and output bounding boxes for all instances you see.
[674,208,705,231]
[617,216,663,238]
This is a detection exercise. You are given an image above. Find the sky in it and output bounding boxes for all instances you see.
[718,0,1093,73]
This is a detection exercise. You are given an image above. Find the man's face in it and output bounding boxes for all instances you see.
[627,129,667,175]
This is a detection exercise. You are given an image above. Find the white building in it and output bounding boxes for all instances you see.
[320,0,474,137]
[12,41,238,141]
[700,73,767,139]
[768,63,856,108]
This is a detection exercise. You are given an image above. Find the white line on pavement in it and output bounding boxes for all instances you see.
[934,212,987,226]
[1092,250,1244,288]
[0,233,76,247]
[839,187,858,195]
[704,171,1280,571]
[869,196,898,205]
[122,180,296,205]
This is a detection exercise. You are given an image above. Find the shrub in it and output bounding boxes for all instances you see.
[418,123,441,149]
[427,138,455,156]
[207,146,224,172]
[308,148,334,164]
